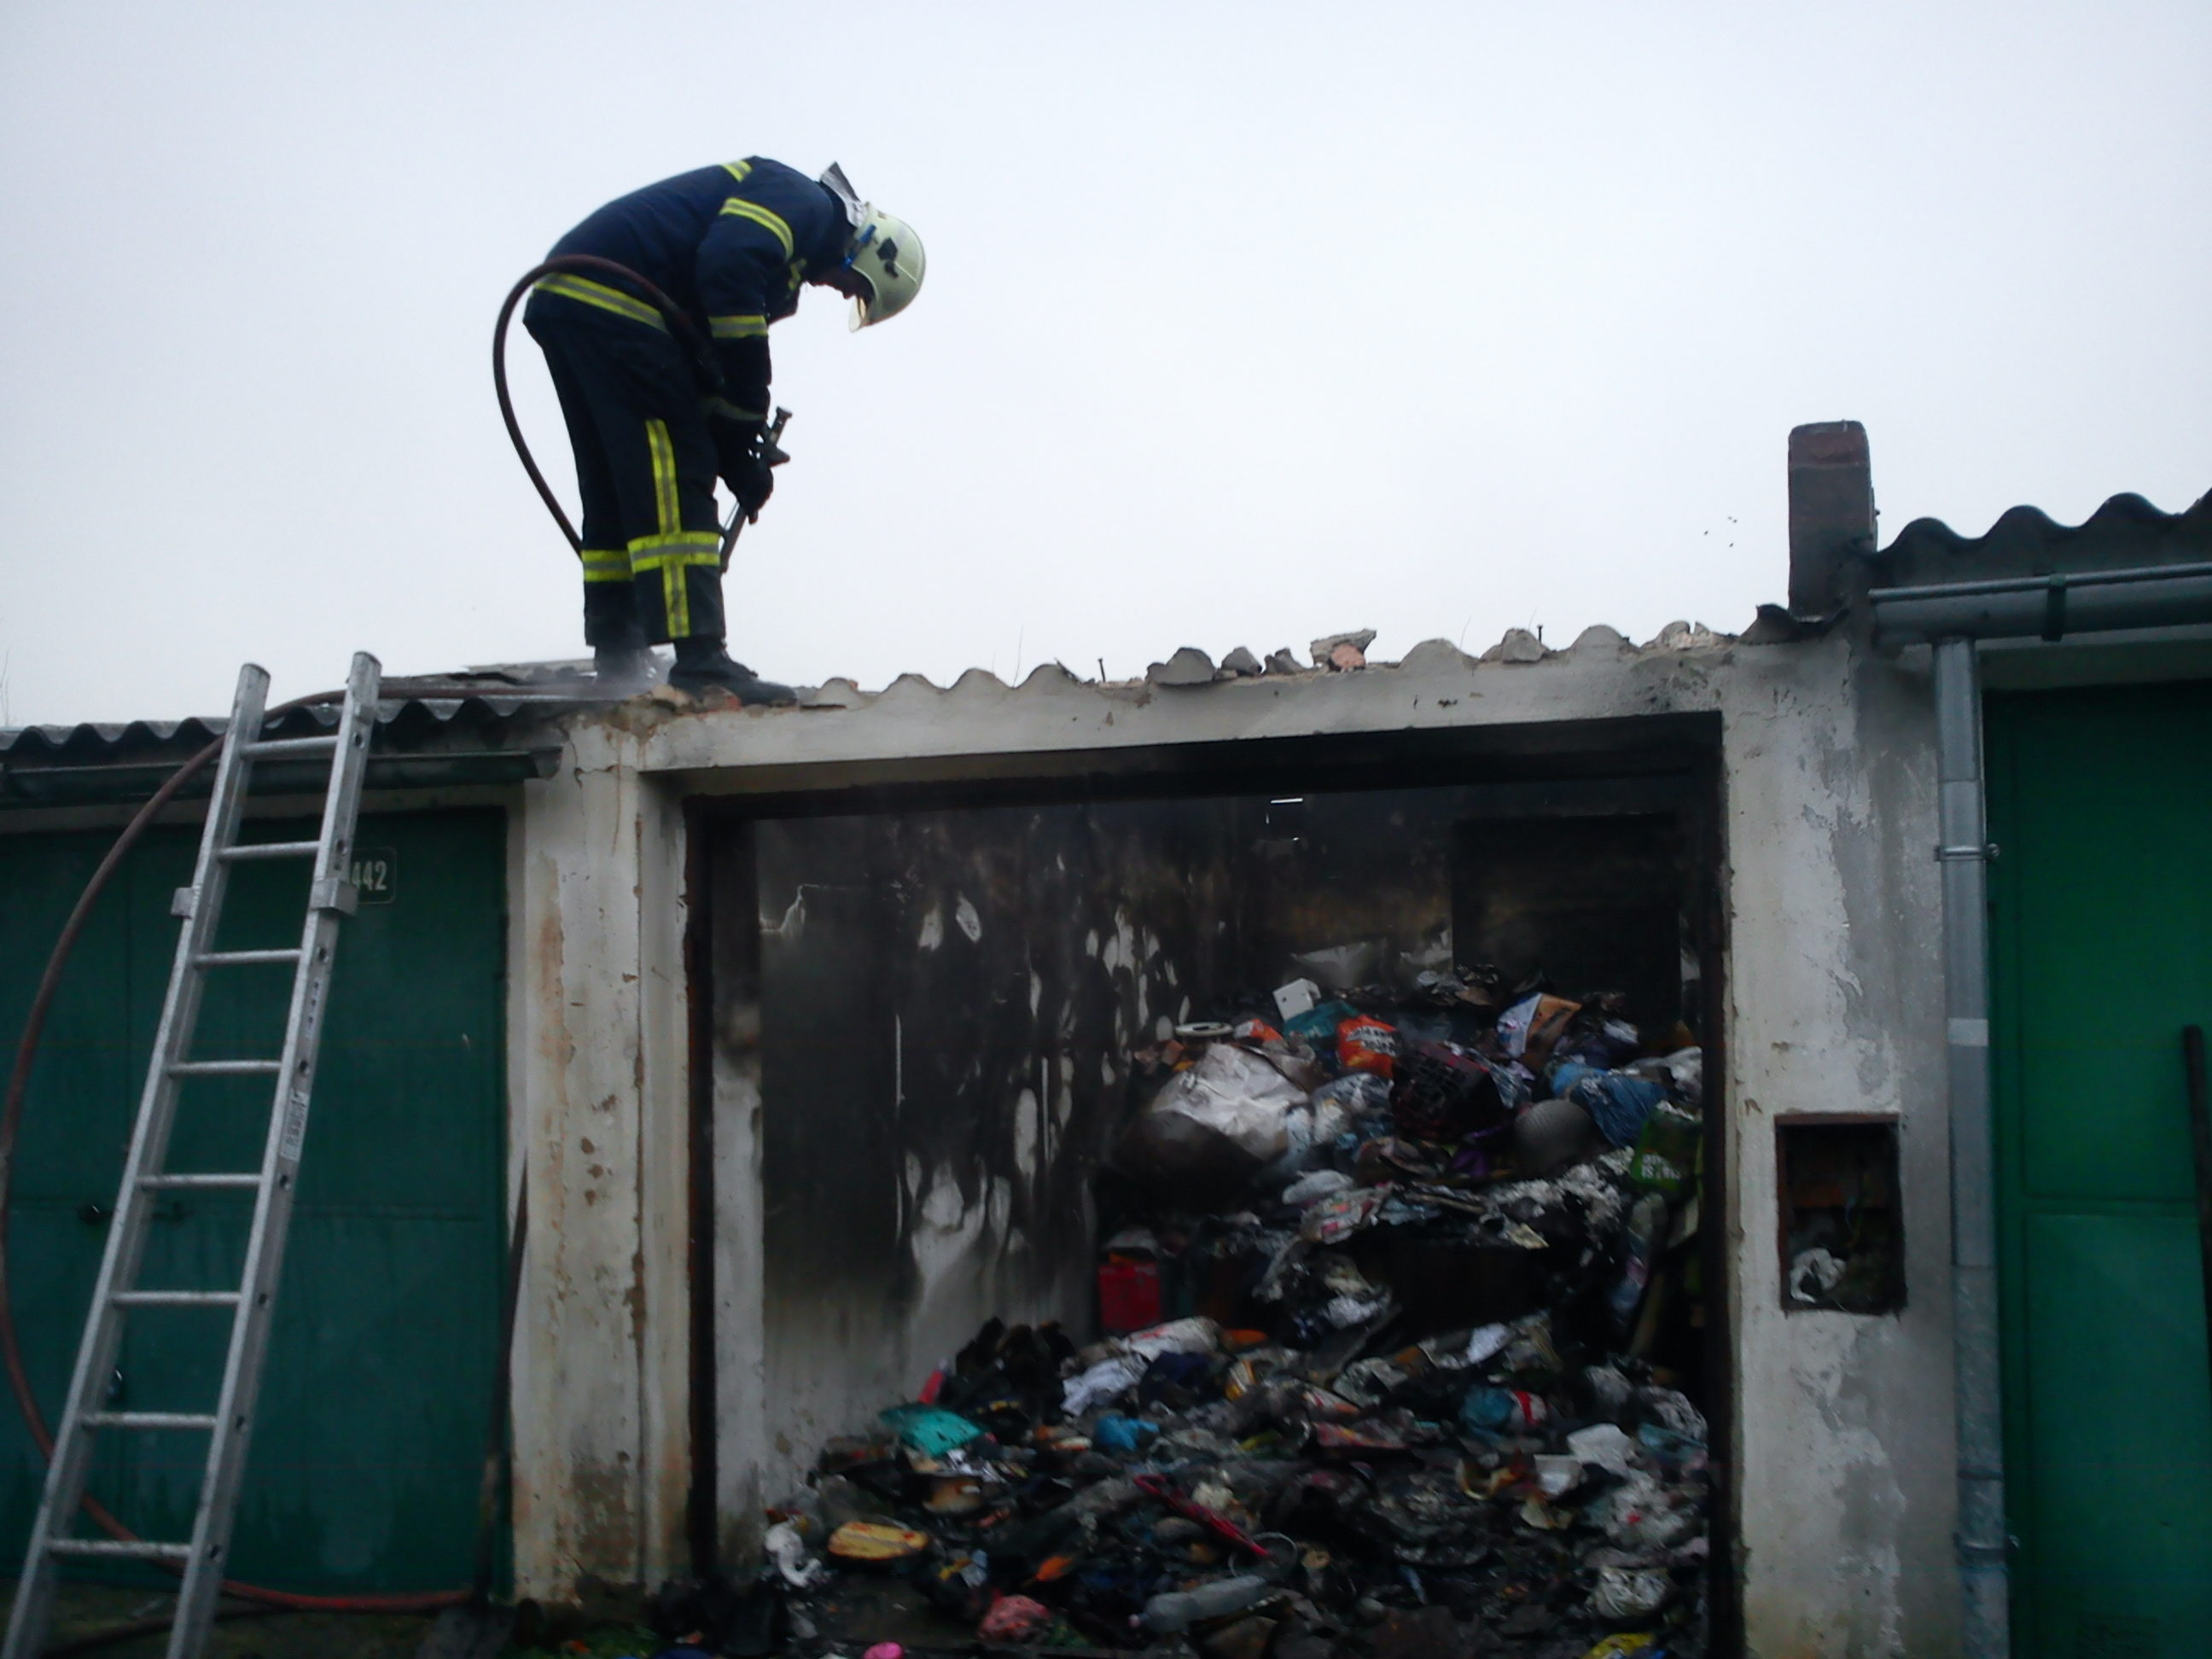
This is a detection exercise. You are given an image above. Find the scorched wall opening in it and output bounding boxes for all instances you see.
[698,719,1728,1644]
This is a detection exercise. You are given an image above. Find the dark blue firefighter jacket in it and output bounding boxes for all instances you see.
[530,157,852,419]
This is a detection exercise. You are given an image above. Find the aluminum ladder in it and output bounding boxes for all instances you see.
[2,654,381,1659]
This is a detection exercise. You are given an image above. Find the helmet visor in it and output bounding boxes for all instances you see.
[839,236,881,329]
[847,274,880,331]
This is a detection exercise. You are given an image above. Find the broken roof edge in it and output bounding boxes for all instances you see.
[1,614,1765,771]
[626,619,1771,782]
[795,619,1738,707]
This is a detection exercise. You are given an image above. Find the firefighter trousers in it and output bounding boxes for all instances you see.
[525,299,726,646]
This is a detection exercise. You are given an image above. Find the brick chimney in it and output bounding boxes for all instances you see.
[1788,422,1875,616]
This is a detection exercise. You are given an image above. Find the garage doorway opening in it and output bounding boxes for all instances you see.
[690,715,1732,1645]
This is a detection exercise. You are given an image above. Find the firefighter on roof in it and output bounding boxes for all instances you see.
[525,159,923,701]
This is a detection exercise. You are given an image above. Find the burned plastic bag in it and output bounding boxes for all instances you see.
[1115,1045,1309,1194]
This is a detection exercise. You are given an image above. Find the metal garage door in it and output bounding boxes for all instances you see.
[1989,682,2212,1651]
[0,807,506,1592]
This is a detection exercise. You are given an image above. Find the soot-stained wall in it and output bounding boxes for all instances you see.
[731,799,1243,1499]
[1454,812,1691,1031]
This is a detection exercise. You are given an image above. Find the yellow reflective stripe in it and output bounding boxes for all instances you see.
[785,257,806,295]
[532,273,668,332]
[626,533,722,565]
[718,197,795,258]
[709,314,768,339]
[628,533,720,637]
[721,160,753,185]
[579,548,631,583]
[641,419,690,631]
[644,420,680,537]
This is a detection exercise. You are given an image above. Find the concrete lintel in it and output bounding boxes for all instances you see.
[620,644,1741,780]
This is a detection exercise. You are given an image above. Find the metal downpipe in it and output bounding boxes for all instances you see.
[1936,637,2010,1655]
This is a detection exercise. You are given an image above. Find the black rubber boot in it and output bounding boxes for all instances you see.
[592,643,660,693]
[667,637,797,705]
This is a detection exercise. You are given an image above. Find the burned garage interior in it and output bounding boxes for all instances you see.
[688,711,1732,1652]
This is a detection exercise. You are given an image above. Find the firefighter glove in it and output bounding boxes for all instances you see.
[712,421,776,521]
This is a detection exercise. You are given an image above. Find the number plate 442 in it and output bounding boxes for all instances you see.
[347,847,397,905]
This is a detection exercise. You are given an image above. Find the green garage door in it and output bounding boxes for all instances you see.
[1989,682,2212,1652]
[0,807,506,1592]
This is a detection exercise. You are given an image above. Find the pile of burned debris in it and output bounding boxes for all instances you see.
[678,972,1710,1659]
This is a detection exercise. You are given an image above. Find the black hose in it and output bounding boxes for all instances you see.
[0,691,474,1615]
[492,253,719,551]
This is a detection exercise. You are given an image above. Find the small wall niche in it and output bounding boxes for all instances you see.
[1777,1116,1905,1313]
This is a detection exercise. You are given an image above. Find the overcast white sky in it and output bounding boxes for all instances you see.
[0,1,2205,726]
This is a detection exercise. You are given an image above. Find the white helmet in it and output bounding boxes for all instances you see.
[819,163,924,330]
[843,206,924,329]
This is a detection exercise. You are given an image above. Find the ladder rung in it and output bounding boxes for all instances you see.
[140,1172,264,1190]
[219,841,321,862]
[195,949,302,969]
[111,1290,241,1308]
[241,735,338,759]
[82,1412,217,1431]
[46,1538,193,1560]
[167,1060,280,1076]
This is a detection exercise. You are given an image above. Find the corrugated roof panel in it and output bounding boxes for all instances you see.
[0,694,556,765]
[1877,488,2212,585]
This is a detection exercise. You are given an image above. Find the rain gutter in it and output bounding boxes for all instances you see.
[1871,561,2212,647]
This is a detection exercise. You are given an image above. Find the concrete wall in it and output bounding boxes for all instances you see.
[507,629,1961,1653]
[508,721,693,1597]
[1719,643,1957,1656]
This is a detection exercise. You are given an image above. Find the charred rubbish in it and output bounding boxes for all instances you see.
[701,974,1710,1658]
